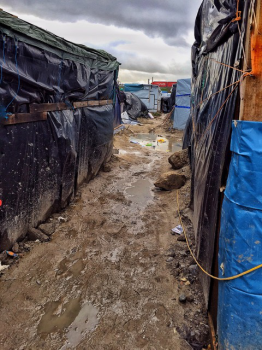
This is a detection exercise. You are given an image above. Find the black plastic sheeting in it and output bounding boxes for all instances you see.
[0,36,115,116]
[124,92,149,120]
[0,26,119,249]
[161,85,177,113]
[183,0,249,305]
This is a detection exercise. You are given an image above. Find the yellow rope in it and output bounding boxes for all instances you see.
[176,190,262,281]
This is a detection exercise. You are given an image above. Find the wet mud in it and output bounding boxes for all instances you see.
[0,116,209,350]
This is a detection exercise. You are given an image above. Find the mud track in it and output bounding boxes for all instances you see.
[0,116,209,350]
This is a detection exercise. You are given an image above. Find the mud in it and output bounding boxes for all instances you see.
[0,115,209,350]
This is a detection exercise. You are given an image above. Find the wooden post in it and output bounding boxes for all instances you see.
[240,0,262,121]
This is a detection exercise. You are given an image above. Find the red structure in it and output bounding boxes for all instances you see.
[152,81,177,88]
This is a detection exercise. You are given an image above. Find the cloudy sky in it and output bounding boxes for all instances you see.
[0,0,203,83]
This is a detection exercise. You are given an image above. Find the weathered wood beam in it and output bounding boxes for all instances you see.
[240,0,262,121]
[30,99,113,113]
[0,112,47,125]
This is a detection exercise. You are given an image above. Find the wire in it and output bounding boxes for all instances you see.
[176,190,262,281]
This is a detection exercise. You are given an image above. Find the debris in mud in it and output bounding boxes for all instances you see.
[6,251,19,258]
[27,228,50,242]
[166,214,210,349]
[168,148,189,170]
[171,225,183,235]
[154,171,186,190]
[58,216,67,223]
[0,262,9,272]
[129,133,182,153]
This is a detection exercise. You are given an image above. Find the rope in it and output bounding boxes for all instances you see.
[232,0,241,22]
[208,58,246,73]
[176,190,262,281]
[197,82,240,145]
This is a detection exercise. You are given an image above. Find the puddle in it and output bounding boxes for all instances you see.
[126,179,153,206]
[37,297,82,336]
[62,302,99,349]
[129,133,182,153]
[38,298,99,349]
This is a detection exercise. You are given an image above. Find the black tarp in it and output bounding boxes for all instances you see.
[124,92,149,120]
[0,11,120,249]
[183,0,250,305]
[161,84,177,113]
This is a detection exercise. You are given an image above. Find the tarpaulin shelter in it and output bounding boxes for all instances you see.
[124,84,161,112]
[0,10,120,249]
[182,0,262,348]
[172,78,191,129]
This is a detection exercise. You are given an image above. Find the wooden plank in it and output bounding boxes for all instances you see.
[73,100,113,108]
[0,112,47,125]
[208,312,218,350]
[239,0,262,121]
[29,100,113,113]
[30,102,67,113]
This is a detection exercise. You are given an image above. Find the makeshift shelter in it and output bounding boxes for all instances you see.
[184,0,262,349]
[172,78,191,129]
[0,10,120,249]
[123,84,161,112]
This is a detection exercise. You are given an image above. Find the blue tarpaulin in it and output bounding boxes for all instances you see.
[173,78,191,129]
[218,120,262,350]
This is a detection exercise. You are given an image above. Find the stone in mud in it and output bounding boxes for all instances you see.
[168,149,189,170]
[166,257,174,263]
[166,248,176,257]
[27,228,49,242]
[38,222,56,236]
[177,234,186,242]
[0,251,11,265]
[12,242,20,253]
[102,164,112,172]
[154,172,186,191]
[179,294,187,303]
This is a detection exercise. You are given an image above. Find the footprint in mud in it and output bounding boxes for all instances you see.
[56,251,85,278]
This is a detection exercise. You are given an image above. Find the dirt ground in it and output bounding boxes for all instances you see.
[0,115,210,350]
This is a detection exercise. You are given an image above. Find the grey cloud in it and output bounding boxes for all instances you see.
[0,0,203,47]
[85,40,191,77]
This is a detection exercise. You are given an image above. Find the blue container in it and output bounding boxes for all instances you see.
[218,121,262,349]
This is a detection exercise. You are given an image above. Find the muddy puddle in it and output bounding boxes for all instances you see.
[38,297,99,349]
[130,133,182,152]
[126,178,153,206]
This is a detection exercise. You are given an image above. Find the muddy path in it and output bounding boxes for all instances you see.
[0,116,209,350]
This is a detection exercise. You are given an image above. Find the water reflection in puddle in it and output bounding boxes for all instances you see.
[126,179,153,206]
[130,133,182,153]
[38,298,99,348]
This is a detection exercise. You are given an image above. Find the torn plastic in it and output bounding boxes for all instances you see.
[124,92,149,120]
[183,0,250,305]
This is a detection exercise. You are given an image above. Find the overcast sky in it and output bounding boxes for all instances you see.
[0,0,203,83]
